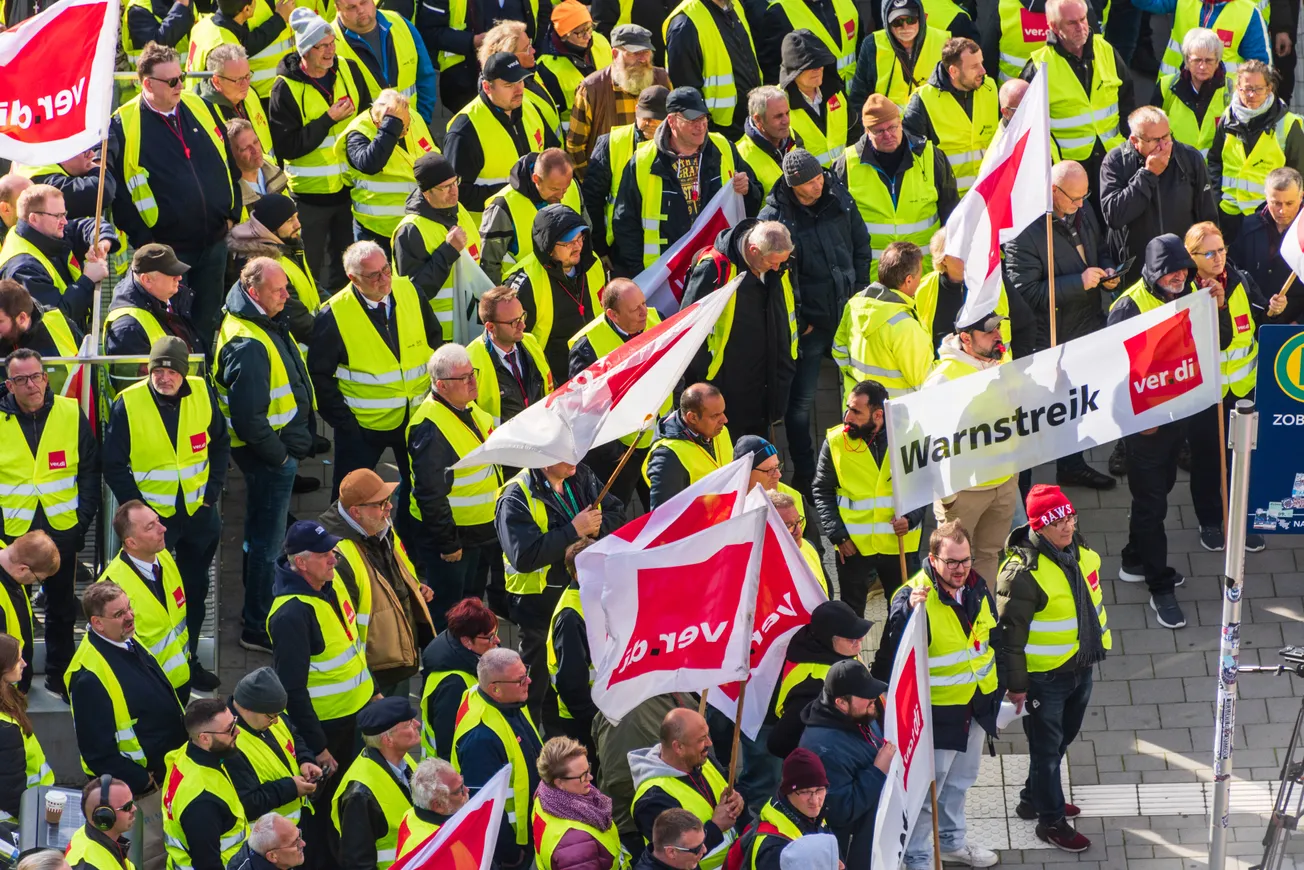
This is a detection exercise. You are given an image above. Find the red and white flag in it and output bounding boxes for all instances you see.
[872,606,936,870]
[945,67,1052,329]
[1279,205,1304,289]
[710,486,828,739]
[0,0,119,164]
[453,277,737,469]
[389,766,510,870]
[580,506,767,720]
[635,186,745,315]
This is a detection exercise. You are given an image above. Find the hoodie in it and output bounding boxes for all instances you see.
[419,630,482,759]
[779,833,841,870]
[848,0,928,112]
[780,31,858,149]
[766,624,857,758]
[770,17,845,93]
[1106,232,1197,325]
[480,153,580,285]
[628,745,734,854]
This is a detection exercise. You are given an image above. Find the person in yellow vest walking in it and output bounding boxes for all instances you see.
[67,583,188,870]
[0,348,101,701]
[333,697,420,870]
[538,0,613,132]
[532,736,626,870]
[452,648,545,868]
[0,632,52,820]
[642,383,733,510]
[481,150,586,285]
[903,37,999,197]
[0,532,59,694]
[320,469,436,696]
[199,44,278,157]
[102,338,229,692]
[996,485,1109,852]
[873,522,1001,868]
[467,286,554,429]
[393,153,484,340]
[66,776,137,870]
[395,760,468,859]
[103,246,203,358]
[407,344,505,629]
[735,87,797,196]
[848,0,947,111]
[812,379,925,616]
[664,0,761,140]
[420,598,501,759]
[163,699,250,870]
[226,813,307,870]
[583,85,669,263]
[629,708,743,870]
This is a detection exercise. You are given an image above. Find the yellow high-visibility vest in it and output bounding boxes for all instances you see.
[119,377,212,518]
[213,312,299,447]
[632,760,736,870]
[905,571,997,705]
[916,78,998,194]
[330,752,412,870]
[768,0,858,81]
[338,112,440,237]
[538,34,613,130]
[266,582,372,720]
[1216,111,1303,215]
[1160,0,1259,76]
[662,0,757,125]
[1159,72,1232,156]
[162,745,250,869]
[842,139,940,274]
[392,206,482,340]
[405,397,501,525]
[117,93,233,226]
[97,551,191,689]
[634,133,736,266]
[451,686,541,845]
[1030,35,1124,161]
[641,423,735,487]
[788,90,849,167]
[0,394,81,535]
[331,11,420,101]
[464,332,554,425]
[276,64,363,195]
[825,423,920,555]
[872,26,949,108]
[1001,542,1111,672]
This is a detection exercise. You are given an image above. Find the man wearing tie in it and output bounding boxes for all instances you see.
[331,697,421,870]
[464,285,553,428]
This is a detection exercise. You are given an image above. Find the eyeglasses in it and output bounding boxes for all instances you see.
[30,210,68,220]
[785,517,806,535]
[566,24,594,37]
[1239,85,1269,96]
[1047,515,1077,530]
[357,499,393,509]
[493,675,530,687]
[558,767,592,781]
[1187,55,1219,66]
[869,122,902,137]
[792,787,827,798]
[937,556,973,570]
[433,178,461,192]
[474,631,500,643]
[1197,246,1227,260]
[203,720,239,738]
[441,368,479,383]
[666,842,707,856]
[148,75,184,88]
[218,73,254,85]
[755,461,783,476]
[889,15,918,26]
[1054,185,1090,205]
[6,372,47,387]
[491,314,529,327]
[1135,132,1172,145]
[360,265,393,281]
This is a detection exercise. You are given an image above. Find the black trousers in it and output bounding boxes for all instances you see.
[1122,423,1181,593]
[294,198,353,296]
[836,549,920,617]
[163,504,222,659]
[510,585,564,723]
[1186,392,1242,529]
[39,535,82,685]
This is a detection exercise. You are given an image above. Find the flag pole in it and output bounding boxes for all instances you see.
[1218,398,1230,539]
[931,783,942,870]
[726,680,748,790]
[897,536,908,588]
[81,128,112,421]
[1046,211,1058,347]
[1280,272,1297,297]
[698,689,709,716]
[595,415,654,505]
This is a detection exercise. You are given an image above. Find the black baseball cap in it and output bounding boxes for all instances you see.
[132,243,190,277]
[636,85,670,121]
[483,51,530,83]
[825,659,888,701]
[666,86,709,120]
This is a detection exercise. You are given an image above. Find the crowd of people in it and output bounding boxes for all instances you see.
[0,0,1300,865]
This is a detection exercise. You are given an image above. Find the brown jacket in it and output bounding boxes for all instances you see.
[566,64,671,175]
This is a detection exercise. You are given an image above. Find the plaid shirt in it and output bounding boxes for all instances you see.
[566,83,640,178]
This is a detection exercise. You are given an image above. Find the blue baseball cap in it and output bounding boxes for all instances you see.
[283,520,342,555]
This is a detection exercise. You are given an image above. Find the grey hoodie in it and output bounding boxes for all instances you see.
[780,833,841,870]
[627,744,689,789]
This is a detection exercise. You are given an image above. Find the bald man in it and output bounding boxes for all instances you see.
[628,709,745,869]
[0,175,31,235]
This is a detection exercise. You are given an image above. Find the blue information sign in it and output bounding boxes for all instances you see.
[1246,325,1304,534]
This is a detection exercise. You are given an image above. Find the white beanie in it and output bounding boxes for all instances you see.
[779,834,841,870]
[290,8,332,55]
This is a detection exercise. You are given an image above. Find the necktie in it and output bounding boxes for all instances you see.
[149,563,167,606]
[505,350,528,405]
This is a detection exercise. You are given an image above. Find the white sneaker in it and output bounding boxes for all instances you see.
[940,844,1000,867]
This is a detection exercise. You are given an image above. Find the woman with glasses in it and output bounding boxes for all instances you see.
[1208,58,1304,242]
[0,634,53,822]
[419,597,501,760]
[1157,27,1237,156]
[727,748,830,870]
[532,737,626,870]
[537,1,612,133]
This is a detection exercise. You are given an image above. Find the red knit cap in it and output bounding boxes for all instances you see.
[780,748,829,794]
[1026,484,1075,532]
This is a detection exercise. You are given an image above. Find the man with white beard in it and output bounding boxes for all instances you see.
[564,24,671,177]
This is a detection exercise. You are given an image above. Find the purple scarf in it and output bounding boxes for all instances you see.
[536,782,614,831]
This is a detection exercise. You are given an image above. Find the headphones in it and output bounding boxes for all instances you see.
[91,774,117,832]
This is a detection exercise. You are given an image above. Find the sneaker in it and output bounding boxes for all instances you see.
[189,661,222,692]
[1015,800,1080,821]
[43,677,69,704]
[940,844,999,867]
[1199,526,1226,552]
[1036,818,1091,852]
[1173,573,1185,588]
[1119,564,1146,583]
[1150,593,1187,629]
[1108,441,1127,476]
[292,475,320,494]
[1056,466,1116,490]
[239,632,273,654]
[1245,533,1266,553]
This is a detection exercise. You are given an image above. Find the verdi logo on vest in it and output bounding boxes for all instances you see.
[1216,28,1234,48]
[1019,9,1047,41]
[190,432,208,453]
[47,450,67,470]
[1235,313,1252,334]
[173,587,187,607]
[1124,307,1204,414]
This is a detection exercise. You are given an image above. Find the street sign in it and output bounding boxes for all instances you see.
[1246,325,1304,534]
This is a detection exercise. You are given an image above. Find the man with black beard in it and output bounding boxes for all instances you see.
[163,697,248,870]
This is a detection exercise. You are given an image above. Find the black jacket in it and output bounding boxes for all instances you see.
[214,283,316,467]
[1231,205,1304,324]
[504,203,603,380]
[643,410,726,510]
[307,284,443,434]
[173,743,243,870]
[0,304,86,362]
[665,0,761,140]
[848,0,929,113]
[68,630,187,794]
[611,116,762,278]
[1099,139,1218,285]
[903,61,1001,151]
[408,394,500,553]
[1151,64,1229,133]
[224,697,314,821]
[762,0,862,85]
[104,274,203,356]
[758,171,871,333]
[125,0,194,58]
[444,92,562,215]
[1019,30,1135,151]
[1003,204,1114,349]
[201,8,295,64]
[812,424,924,545]
[582,126,653,258]
[482,153,593,285]
[107,98,240,250]
[336,748,413,870]
[832,131,959,236]
[681,219,798,434]
[0,568,33,693]
[0,219,118,327]
[872,561,1003,750]
[1209,99,1304,207]
[420,629,481,759]
[546,582,596,735]
[0,388,100,543]
[25,166,116,222]
[468,330,550,424]
[268,560,376,753]
[343,113,411,180]
[267,53,372,208]
[393,188,464,304]
[225,842,280,870]
[765,625,855,758]
[454,691,542,868]
[103,376,230,513]
[0,715,25,818]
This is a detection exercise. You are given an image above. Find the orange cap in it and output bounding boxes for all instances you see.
[551,0,591,35]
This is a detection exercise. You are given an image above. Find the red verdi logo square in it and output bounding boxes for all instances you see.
[1123,308,1203,415]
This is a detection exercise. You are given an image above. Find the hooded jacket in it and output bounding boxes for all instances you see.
[628,744,734,853]
[758,170,871,333]
[225,221,317,349]
[1207,96,1304,213]
[764,6,853,90]
[848,0,929,112]
[213,283,316,466]
[104,273,203,356]
[504,203,602,379]
[781,31,859,149]
[611,118,762,277]
[0,218,119,327]
[420,629,482,759]
[0,387,100,541]
[680,219,798,435]
[778,832,840,870]
[796,695,887,869]
[392,188,464,299]
[766,624,858,758]
[480,153,592,285]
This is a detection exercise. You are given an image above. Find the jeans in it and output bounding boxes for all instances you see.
[1021,668,1093,825]
[424,539,503,631]
[164,503,222,658]
[172,240,230,353]
[784,326,835,485]
[235,451,298,639]
[736,722,782,814]
[294,198,353,296]
[1122,423,1181,594]
[331,421,413,524]
[905,723,986,866]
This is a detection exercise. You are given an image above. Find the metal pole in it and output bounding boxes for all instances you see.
[1209,399,1259,869]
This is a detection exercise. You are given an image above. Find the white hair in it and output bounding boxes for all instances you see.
[1182,27,1224,61]
[206,42,248,74]
[928,228,947,260]
[1045,0,1086,24]
[248,813,296,856]
[411,758,458,811]
[746,221,793,256]
[428,343,471,381]
[747,86,787,120]
[343,240,386,279]
[16,852,68,870]
[1128,105,1168,130]
[477,647,522,685]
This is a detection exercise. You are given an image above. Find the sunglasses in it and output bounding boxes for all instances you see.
[890,15,918,26]
[148,75,184,88]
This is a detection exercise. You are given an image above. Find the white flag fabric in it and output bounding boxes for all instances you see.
[0,0,119,164]
[635,186,745,315]
[388,765,510,870]
[451,250,495,345]
[885,291,1222,514]
[1280,204,1304,285]
[581,507,767,721]
[945,67,1052,328]
[872,605,936,870]
[453,278,738,469]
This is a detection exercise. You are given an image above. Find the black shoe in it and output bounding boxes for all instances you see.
[43,677,69,704]
[1056,466,1116,490]
[1245,533,1267,552]
[1176,438,1191,472]
[1108,441,1127,476]
[1199,526,1226,552]
[312,434,332,456]
[293,474,320,494]
[1150,592,1187,629]
[239,632,273,654]
[189,661,221,692]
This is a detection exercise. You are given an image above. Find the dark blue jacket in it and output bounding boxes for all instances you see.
[336,12,437,120]
[797,695,887,869]
[104,274,203,356]
[420,629,481,759]
[1231,205,1304,324]
[643,410,724,511]
[0,219,119,327]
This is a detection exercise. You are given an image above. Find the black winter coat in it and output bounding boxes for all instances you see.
[393,188,464,306]
[582,126,652,257]
[765,625,855,758]
[0,219,118,327]
[1231,206,1304,323]
[408,394,500,553]
[104,274,203,356]
[420,629,481,759]
[336,748,413,870]
[665,0,760,140]
[0,717,25,818]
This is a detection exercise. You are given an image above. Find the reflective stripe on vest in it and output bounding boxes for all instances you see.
[499,469,556,595]
[122,0,188,66]
[105,306,168,349]
[277,66,362,195]
[232,715,310,821]
[533,804,624,870]
[768,0,858,81]
[0,395,80,536]
[392,206,482,341]
[832,287,931,398]
[0,231,80,292]
[1159,72,1231,157]
[0,711,53,789]
[330,753,412,870]
[1217,112,1301,215]
[163,746,249,870]
[1009,544,1111,672]
[332,11,419,101]
[117,93,233,226]
[997,0,1047,81]
[662,0,757,125]
[267,585,372,719]
[634,133,737,266]
[451,686,541,845]
[120,377,212,518]
[1220,280,1258,396]
[788,91,848,167]
[435,0,539,70]
[905,571,997,704]
[66,634,173,774]
[464,332,553,425]
[826,423,920,555]
[1030,36,1124,161]
[332,539,375,643]
[405,397,501,525]
[339,111,440,236]
[503,254,605,352]
[99,552,191,689]
[842,141,939,278]
[632,762,736,870]
[567,310,667,446]
[916,79,998,194]
[873,26,948,108]
[452,97,547,188]
[1160,0,1260,77]
[641,424,735,488]
[214,313,299,447]
[605,124,640,246]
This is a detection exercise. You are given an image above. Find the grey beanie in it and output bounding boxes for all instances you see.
[290,8,332,55]
[234,667,288,714]
[782,148,822,187]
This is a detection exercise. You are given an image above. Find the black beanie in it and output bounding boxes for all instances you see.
[414,152,458,191]
[250,194,297,233]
